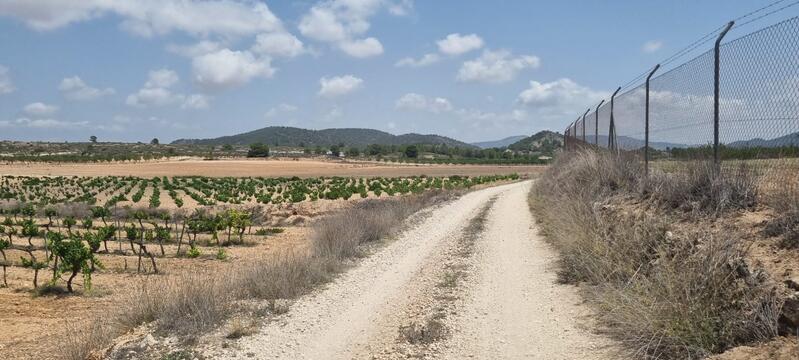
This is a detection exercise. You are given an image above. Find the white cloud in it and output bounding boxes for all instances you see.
[395,32,481,69]
[14,117,88,129]
[181,94,211,110]
[0,1,103,31]
[126,87,180,107]
[518,78,605,108]
[0,65,14,94]
[145,69,179,88]
[457,50,540,83]
[318,75,363,97]
[59,76,115,101]
[299,6,349,43]
[299,0,401,58]
[265,103,298,118]
[437,33,484,56]
[0,0,283,38]
[395,53,440,68]
[516,78,609,131]
[251,32,305,58]
[388,0,413,16]
[126,68,217,109]
[192,49,275,91]
[23,102,59,116]
[395,93,453,113]
[338,37,383,58]
[642,40,663,53]
[166,40,222,57]
[126,69,182,107]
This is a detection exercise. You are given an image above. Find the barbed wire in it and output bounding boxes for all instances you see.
[614,0,799,96]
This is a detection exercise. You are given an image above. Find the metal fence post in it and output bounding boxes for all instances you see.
[645,64,661,177]
[714,21,734,168]
[572,121,578,149]
[595,100,604,146]
[581,108,590,144]
[609,87,622,150]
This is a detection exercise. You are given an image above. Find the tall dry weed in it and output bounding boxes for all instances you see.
[531,149,780,359]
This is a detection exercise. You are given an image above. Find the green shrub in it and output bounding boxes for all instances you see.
[186,247,201,259]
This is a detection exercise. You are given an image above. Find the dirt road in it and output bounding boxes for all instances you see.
[207,181,614,359]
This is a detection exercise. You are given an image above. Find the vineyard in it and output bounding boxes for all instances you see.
[0,174,517,294]
[0,174,517,208]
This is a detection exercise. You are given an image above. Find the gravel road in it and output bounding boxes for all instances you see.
[211,181,614,359]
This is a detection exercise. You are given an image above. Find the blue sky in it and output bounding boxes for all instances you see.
[0,0,797,143]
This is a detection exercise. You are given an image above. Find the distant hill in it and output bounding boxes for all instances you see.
[728,132,799,148]
[507,131,564,154]
[172,126,477,148]
[471,135,527,149]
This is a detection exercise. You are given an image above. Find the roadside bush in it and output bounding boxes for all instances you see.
[238,250,333,300]
[647,161,758,215]
[540,149,759,216]
[120,272,233,334]
[531,148,780,359]
[590,232,780,359]
[762,190,799,249]
[311,190,454,259]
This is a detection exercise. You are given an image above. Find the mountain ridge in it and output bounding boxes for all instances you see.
[171,126,477,148]
[507,130,564,154]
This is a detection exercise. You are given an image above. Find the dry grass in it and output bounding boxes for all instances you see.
[531,149,781,359]
[647,161,759,215]
[226,318,257,339]
[63,318,125,360]
[399,314,448,345]
[312,190,455,259]
[120,272,234,334]
[237,250,334,300]
[64,190,458,359]
[763,190,799,249]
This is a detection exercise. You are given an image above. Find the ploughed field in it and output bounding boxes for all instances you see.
[0,158,545,178]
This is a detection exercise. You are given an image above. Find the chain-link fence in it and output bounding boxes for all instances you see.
[564,16,799,197]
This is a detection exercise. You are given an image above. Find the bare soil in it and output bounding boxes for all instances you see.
[0,158,545,178]
[0,200,341,360]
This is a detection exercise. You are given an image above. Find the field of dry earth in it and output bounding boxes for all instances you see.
[0,158,545,178]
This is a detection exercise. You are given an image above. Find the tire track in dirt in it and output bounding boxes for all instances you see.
[207,180,615,359]
[440,181,614,359]
[208,182,520,360]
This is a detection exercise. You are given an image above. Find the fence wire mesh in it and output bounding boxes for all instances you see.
[564,16,799,198]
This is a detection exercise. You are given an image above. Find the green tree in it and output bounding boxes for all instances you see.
[330,144,341,156]
[89,135,97,143]
[53,237,99,292]
[150,138,160,145]
[404,145,419,158]
[247,143,270,157]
